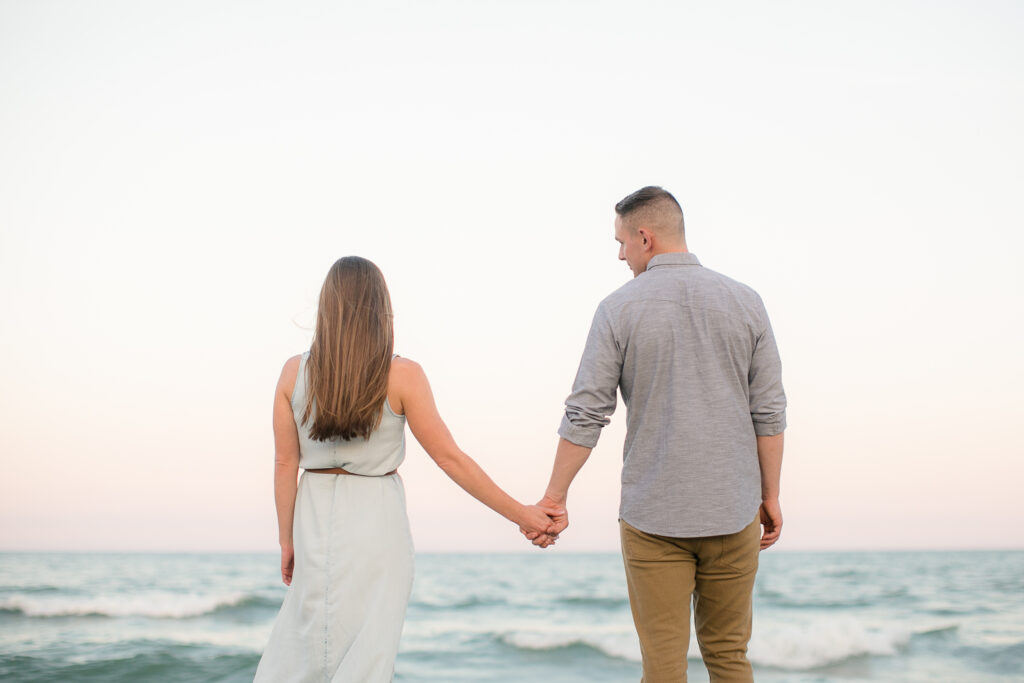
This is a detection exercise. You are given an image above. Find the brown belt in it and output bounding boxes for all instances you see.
[305,467,397,477]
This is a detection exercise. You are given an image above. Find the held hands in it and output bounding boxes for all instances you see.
[759,497,783,550]
[517,499,566,549]
[519,496,569,549]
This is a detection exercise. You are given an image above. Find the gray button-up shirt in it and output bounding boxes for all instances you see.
[558,252,786,537]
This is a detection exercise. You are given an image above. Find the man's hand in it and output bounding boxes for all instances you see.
[539,495,568,537]
[759,498,782,550]
[521,496,569,548]
[517,503,564,549]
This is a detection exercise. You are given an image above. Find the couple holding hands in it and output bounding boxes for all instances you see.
[255,186,787,683]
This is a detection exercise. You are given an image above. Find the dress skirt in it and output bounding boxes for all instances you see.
[255,471,414,682]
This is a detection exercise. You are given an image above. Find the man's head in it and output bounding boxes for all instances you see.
[613,186,687,277]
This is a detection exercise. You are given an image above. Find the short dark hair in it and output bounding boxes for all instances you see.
[615,186,682,218]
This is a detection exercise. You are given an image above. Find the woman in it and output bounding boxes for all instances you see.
[254,256,560,682]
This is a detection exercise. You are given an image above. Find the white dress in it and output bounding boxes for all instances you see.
[255,353,414,682]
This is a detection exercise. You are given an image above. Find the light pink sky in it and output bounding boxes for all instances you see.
[1,1,1022,552]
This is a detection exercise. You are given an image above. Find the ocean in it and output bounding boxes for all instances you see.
[1,550,1021,682]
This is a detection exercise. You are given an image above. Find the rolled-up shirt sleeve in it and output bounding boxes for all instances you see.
[558,301,623,448]
[748,309,787,436]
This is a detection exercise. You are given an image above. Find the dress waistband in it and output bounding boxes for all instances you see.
[304,467,398,477]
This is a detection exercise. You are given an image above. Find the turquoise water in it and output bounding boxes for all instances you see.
[1,551,1022,681]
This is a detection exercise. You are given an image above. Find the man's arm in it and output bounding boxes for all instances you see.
[757,432,784,549]
[544,438,593,506]
[526,438,592,543]
[748,300,786,550]
[748,311,787,437]
[523,438,590,546]
[557,302,622,449]
[526,302,622,545]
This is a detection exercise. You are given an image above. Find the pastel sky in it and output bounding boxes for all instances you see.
[1,1,1021,552]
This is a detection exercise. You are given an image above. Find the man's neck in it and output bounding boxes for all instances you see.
[651,244,688,256]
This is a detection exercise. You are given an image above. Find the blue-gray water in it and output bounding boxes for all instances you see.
[1,551,1022,682]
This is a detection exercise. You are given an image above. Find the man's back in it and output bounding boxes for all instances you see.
[560,252,786,537]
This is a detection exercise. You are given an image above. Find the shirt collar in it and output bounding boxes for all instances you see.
[645,252,701,271]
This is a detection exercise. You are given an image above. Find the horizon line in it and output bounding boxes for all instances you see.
[2,547,1023,555]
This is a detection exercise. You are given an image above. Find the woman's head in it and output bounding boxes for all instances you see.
[304,256,394,441]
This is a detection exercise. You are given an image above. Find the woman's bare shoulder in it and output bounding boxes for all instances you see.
[277,355,302,393]
[388,356,428,396]
[281,354,302,374]
[391,355,423,375]
[387,356,425,416]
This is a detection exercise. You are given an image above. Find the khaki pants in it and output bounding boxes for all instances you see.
[620,516,761,683]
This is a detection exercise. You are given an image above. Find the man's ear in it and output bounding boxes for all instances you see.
[638,228,653,250]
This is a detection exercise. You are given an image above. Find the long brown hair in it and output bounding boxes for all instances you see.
[303,256,394,441]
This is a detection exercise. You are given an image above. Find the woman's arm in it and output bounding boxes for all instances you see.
[273,356,301,584]
[392,358,560,539]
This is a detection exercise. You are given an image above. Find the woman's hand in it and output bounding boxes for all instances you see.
[280,543,295,585]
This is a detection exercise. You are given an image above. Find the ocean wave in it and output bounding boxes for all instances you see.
[915,623,960,638]
[409,593,629,612]
[765,598,880,609]
[748,619,913,670]
[495,617,948,672]
[924,605,992,617]
[759,589,912,610]
[409,595,506,610]
[819,568,868,579]
[499,621,920,672]
[557,596,630,609]
[0,592,276,619]
[0,584,62,595]
[0,647,259,682]
[758,581,916,609]
[497,630,641,662]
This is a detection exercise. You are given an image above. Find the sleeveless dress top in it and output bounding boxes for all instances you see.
[292,351,406,474]
[254,352,415,683]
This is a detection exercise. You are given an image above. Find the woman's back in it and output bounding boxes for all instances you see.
[292,351,406,475]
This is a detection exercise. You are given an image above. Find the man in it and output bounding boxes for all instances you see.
[533,186,786,682]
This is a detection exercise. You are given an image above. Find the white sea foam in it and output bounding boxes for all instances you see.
[0,591,250,618]
[501,617,930,671]
[748,617,913,670]
[499,628,642,662]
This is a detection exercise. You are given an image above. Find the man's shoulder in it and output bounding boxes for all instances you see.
[598,276,647,311]
[697,265,764,303]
